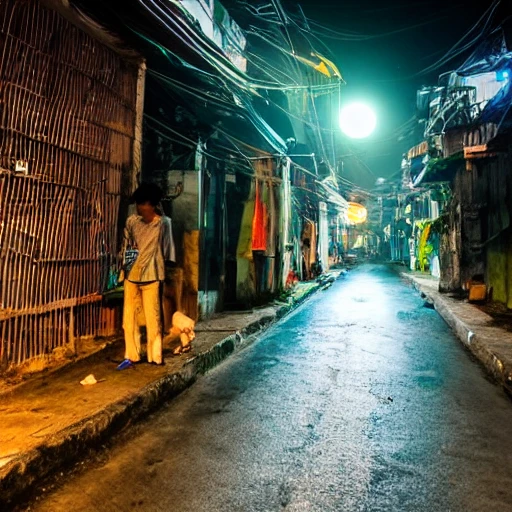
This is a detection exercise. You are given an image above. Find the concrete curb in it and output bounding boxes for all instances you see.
[0,282,323,507]
[401,272,512,395]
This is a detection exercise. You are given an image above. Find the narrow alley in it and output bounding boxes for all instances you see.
[27,265,512,512]
[3,1,512,510]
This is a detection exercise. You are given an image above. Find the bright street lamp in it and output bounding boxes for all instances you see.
[339,102,377,139]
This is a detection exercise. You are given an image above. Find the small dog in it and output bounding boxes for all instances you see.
[166,311,195,354]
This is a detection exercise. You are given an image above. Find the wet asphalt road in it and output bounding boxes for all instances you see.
[30,265,512,512]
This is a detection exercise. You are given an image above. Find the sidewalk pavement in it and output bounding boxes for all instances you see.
[400,270,512,396]
[0,277,337,509]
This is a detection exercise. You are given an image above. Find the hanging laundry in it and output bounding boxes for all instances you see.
[252,178,268,251]
[309,220,317,266]
[301,219,317,279]
[237,182,255,261]
[265,181,277,258]
[236,182,256,301]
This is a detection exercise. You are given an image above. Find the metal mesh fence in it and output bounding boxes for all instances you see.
[0,0,137,368]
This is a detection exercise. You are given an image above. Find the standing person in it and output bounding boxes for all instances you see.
[121,182,175,365]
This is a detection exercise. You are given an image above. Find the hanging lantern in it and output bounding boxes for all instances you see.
[347,202,367,224]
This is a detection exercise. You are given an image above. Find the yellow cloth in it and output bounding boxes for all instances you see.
[183,231,200,293]
[237,196,255,260]
[236,183,257,300]
[123,280,162,364]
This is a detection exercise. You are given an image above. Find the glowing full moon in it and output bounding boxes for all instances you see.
[339,103,377,139]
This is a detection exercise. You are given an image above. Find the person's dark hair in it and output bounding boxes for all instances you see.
[130,182,163,206]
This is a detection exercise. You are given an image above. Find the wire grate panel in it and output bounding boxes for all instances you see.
[0,0,138,370]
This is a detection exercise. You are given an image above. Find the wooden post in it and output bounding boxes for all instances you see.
[132,59,147,192]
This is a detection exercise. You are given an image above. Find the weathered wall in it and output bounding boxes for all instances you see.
[165,170,200,321]
[485,228,512,309]
[486,234,508,304]
[476,153,511,306]
[440,148,512,305]
[439,197,462,293]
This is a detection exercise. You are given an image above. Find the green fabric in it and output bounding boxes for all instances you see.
[415,220,434,272]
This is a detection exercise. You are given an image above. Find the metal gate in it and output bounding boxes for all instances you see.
[0,0,138,369]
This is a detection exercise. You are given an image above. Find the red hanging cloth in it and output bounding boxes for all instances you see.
[252,179,267,251]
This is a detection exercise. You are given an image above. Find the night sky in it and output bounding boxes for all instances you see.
[286,0,512,186]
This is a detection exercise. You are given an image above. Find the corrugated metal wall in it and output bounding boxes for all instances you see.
[0,0,138,369]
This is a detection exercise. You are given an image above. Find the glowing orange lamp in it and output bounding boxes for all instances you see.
[347,202,367,224]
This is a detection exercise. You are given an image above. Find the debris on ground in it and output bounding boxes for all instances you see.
[80,374,98,386]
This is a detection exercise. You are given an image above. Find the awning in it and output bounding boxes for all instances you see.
[294,52,344,80]
[415,152,464,185]
[317,180,349,211]
[407,141,428,160]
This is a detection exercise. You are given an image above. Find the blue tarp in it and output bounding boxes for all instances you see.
[456,28,510,77]
[456,28,512,132]
[480,77,512,125]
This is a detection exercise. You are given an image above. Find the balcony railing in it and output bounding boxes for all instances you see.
[425,86,478,136]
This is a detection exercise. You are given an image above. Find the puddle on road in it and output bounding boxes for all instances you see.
[396,310,423,321]
[413,370,443,388]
